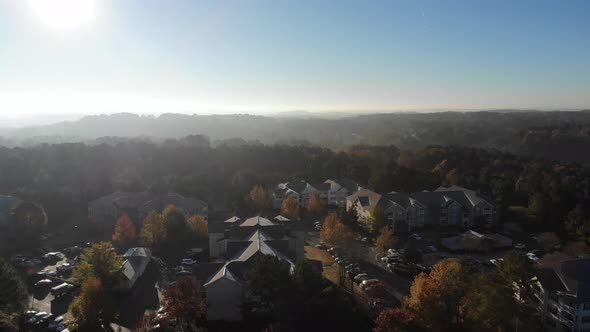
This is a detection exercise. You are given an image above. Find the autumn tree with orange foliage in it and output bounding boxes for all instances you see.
[112,213,136,246]
[307,191,326,216]
[132,312,156,332]
[404,258,467,332]
[375,226,397,256]
[162,276,206,330]
[281,196,300,220]
[249,185,271,213]
[187,215,208,240]
[320,213,357,248]
[374,308,420,332]
[68,276,114,331]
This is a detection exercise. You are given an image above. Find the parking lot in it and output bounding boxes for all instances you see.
[10,247,83,331]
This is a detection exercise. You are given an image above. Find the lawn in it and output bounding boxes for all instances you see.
[304,245,339,285]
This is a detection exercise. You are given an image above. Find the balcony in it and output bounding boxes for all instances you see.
[549,312,573,329]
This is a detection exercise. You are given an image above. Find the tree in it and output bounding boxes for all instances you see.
[461,273,517,332]
[8,201,48,243]
[68,276,114,332]
[367,205,387,233]
[112,213,136,246]
[292,260,324,299]
[162,205,187,243]
[132,312,156,332]
[280,196,300,220]
[340,205,359,229]
[0,258,27,313]
[497,251,534,300]
[307,191,326,216]
[249,185,271,213]
[73,242,123,286]
[374,308,420,332]
[404,258,467,331]
[139,211,167,247]
[320,213,357,248]
[161,276,206,330]
[565,206,590,242]
[186,215,208,240]
[375,227,397,256]
[244,255,294,316]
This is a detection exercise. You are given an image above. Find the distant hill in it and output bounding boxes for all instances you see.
[2,110,590,162]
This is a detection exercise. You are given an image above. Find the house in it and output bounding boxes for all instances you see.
[272,181,318,209]
[88,191,207,228]
[0,195,21,226]
[440,230,512,252]
[271,179,361,209]
[323,179,362,207]
[532,253,590,332]
[346,189,383,221]
[203,216,305,321]
[114,247,152,291]
[346,185,496,231]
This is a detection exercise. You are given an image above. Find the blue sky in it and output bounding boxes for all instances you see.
[0,0,588,117]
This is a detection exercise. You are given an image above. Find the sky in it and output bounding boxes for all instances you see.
[0,0,589,122]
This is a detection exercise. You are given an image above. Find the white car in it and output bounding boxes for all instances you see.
[48,316,65,330]
[526,252,540,263]
[181,258,197,265]
[360,279,380,289]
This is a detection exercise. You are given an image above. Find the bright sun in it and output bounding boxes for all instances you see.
[28,0,98,32]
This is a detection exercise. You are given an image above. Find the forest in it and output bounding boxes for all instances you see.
[1,137,590,245]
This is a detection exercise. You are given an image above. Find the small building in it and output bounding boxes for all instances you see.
[114,247,152,291]
[203,216,304,321]
[532,253,590,331]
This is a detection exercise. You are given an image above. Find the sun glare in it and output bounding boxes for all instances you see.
[28,0,98,32]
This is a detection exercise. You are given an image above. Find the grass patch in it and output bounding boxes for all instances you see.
[304,245,339,285]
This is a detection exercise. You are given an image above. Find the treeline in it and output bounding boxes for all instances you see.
[1,139,590,242]
[3,111,590,162]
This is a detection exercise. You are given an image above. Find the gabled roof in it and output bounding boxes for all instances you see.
[274,215,290,222]
[239,216,276,227]
[119,247,152,281]
[224,216,241,223]
[204,229,294,287]
[325,179,361,193]
[536,253,590,300]
[312,182,331,191]
[123,247,151,258]
[347,189,382,209]
[230,230,293,265]
[204,265,241,286]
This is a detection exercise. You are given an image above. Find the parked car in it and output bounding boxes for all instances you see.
[24,258,43,267]
[526,252,540,263]
[57,262,73,274]
[360,278,380,289]
[35,313,54,328]
[315,242,327,249]
[35,279,53,289]
[353,273,369,283]
[513,243,526,249]
[51,283,74,298]
[48,316,65,330]
[389,263,411,274]
[360,237,369,244]
[28,311,47,325]
[181,258,197,265]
